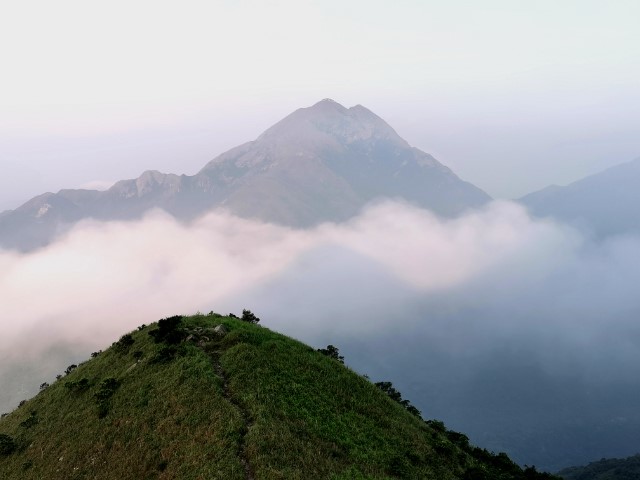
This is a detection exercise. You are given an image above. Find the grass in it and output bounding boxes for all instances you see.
[0,313,560,479]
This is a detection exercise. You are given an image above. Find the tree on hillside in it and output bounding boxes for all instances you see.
[241,309,260,324]
[317,345,344,364]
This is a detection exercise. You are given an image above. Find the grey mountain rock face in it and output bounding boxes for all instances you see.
[0,99,490,251]
[519,157,640,238]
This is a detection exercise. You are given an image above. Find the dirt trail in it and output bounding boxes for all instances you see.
[209,350,255,480]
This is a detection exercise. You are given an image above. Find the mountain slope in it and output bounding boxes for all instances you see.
[0,313,556,479]
[0,99,490,251]
[558,453,640,480]
[519,158,640,238]
[198,99,490,225]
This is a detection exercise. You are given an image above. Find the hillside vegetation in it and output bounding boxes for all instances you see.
[558,454,640,480]
[0,312,558,479]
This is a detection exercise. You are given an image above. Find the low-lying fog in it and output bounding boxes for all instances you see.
[2,200,639,471]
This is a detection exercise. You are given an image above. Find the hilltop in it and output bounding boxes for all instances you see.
[0,312,555,479]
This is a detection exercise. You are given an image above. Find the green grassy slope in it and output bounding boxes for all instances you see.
[0,313,559,479]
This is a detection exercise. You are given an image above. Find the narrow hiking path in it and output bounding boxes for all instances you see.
[209,350,255,480]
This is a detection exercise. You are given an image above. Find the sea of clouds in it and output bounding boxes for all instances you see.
[2,200,640,470]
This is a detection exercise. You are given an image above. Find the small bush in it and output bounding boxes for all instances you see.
[95,378,120,400]
[446,430,470,449]
[65,364,77,375]
[19,411,38,429]
[241,309,260,324]
[65,378,90,392]
[113,333,135,354]
[317,345,345,364]
[375,381,422,419]
[426,419,446,433]
[39,382,49,391]
[94,377,121,418]
[90,351,102,358]
[152,345,182,364]
[149,315,185,345]
[0,434,16,455]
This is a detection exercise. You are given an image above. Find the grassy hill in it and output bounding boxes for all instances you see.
[558,454,640,480]
[0,312,558,479]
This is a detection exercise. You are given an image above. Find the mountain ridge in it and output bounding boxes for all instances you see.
[519,157,640,238]
[558,453,640,479]
[0,99,490,251]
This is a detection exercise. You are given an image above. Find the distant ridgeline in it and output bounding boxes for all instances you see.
[558,453,640,480]
[0,311,557,479]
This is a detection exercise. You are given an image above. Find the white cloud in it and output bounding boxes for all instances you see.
[1,199,640,428]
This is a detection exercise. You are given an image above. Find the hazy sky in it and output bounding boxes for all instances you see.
[2,0,640,209]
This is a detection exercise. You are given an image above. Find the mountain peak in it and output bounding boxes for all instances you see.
[256,99,406,148]
[302,97,349,116]
[1,100,490,250]
[316,97,342,105]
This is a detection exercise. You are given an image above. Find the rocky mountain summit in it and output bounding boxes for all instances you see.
[0,99,490,251]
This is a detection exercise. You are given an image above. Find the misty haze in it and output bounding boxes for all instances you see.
[2,99,640,474]
[2,3,640,478]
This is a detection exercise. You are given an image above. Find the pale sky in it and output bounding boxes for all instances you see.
[2,0,640,210]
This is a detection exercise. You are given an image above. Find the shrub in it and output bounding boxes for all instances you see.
[426,419,446,433]
[152,345,181,364]
[446,430,470,449]
[65,378,90,392]
[39,382,49,391]
[90,351,102,358]
[65,364,77,375]
[241,309,260,324]
[95,378,120,400]
[317,345,345,364]
[113,333,135,354]
[94,377,121,418]
[19,411,38,429]
[375,381,422,419]
[149,315,185,345]
[0,434,16,455]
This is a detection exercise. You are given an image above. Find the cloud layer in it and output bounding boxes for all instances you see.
[2,200,640,470]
